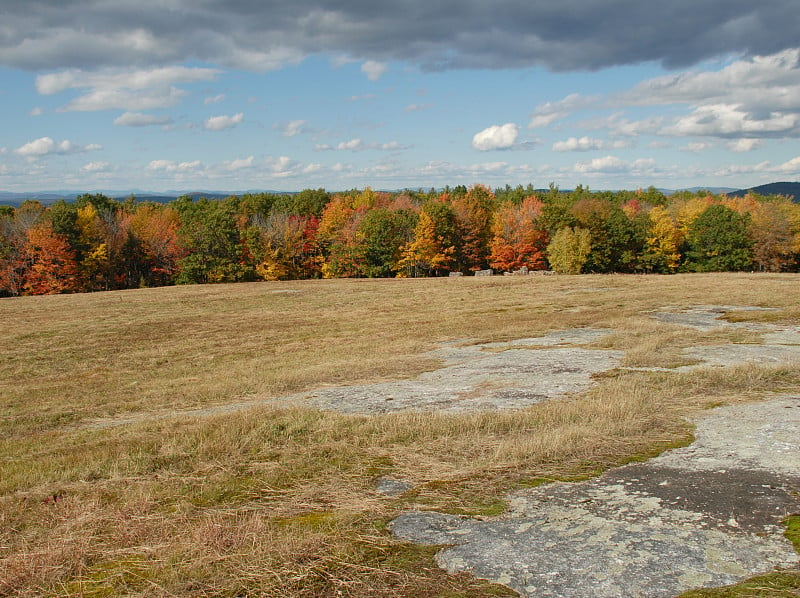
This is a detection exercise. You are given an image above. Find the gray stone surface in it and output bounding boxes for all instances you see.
[650,306,800,372]
[391,397,800,598]
[375,476,413,497]
[651,306,777,332]
[297,329,620,414]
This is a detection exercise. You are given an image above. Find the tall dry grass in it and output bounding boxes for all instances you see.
[2,273,800,596]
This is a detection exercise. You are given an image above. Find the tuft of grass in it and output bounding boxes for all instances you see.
[678,570,800,597]
[784,514,800,553]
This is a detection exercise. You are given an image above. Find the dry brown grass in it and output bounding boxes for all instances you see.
[2,273,800,596]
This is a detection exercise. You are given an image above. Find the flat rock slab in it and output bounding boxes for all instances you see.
[649,306,800,372]
[298,329,620,414]
[391,397,800,597]
[651,306,777,332]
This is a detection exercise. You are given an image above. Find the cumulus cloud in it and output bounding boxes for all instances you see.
[113,112,172,126]
[680,141,714,153]
[332,138,408,151]
[361,60,387,81]
[338,138,364,151]
[204,112,244,131]
[223,156,255,170]
[728,139,763,152]
[1,2,796,73]
[204,94,226,104]
[35,66,220,112]
[281,119,306,136]
[529,94,595,128]
[611,50,800,140]
[146,159,203,172]
[80,161,110,172]
[472,123,519,151]
[14,137,101,158]
[552,136,631,152]
[664,103,800,138]
[574,155,656,175]
[29,107,43,116]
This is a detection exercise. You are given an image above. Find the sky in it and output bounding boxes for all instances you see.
[1,1,799,193]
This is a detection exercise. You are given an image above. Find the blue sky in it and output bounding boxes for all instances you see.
[1,1,799,193]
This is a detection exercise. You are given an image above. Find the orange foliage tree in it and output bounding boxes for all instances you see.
[22,222,81,295]
[489,195,548,271]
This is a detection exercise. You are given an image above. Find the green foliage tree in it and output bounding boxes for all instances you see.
[357,207,418,277]
[546,227,592,274]
[174,198,252,284]
[685,204,753,272]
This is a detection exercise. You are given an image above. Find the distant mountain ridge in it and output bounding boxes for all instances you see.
[725,181,800,200]
[1,182,798,206]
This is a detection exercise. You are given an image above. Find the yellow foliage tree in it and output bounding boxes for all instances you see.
[645,206,683,272]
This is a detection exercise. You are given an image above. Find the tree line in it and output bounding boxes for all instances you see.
[2,184,799,296]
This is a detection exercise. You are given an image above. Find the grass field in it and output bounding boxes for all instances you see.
[2,273,800,597]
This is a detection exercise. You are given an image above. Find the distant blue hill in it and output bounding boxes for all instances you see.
[725,181,800,201]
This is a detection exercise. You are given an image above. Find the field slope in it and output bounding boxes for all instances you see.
[1,273,799,597]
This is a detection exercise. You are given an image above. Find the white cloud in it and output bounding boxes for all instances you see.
[472,123,519,151]
[680,141,713,153]
[776,156,800,173]
[338,138,364,151]
[281,119,306,136]
[361,60,387,81]
[14,137,101,158]
[614,50,800,140]
[204,112,244,131]
[728,139,763,152]
[529,94,595,129]
[377,141,407,150]
[146,159,202,172]
[405,103,432,112]
[331,138,408,151]
[267,155,304,178]
[574,155,656,175]
[204,94,226,104]
[664,103,800,138]
[113,111,172,126]
[224,156,255,170]
[35,66,220,112]
[29,107,43,116]
[552,136,631,152]
[80,161,110,172]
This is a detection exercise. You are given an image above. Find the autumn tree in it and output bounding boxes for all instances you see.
[245,211,313,281]
[316,193,366,278]
[643,206,683,273]
[546,227,592,274]
[452,185,495,272]
[357,207,418,277]
[489,195,548,272]
[129,204,185,286]
[22,222,81,295]
[398,200,458,277]
[174,197,252,284]
[685,204,753,272]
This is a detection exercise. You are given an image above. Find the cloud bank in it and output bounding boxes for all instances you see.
[1,1,796,73]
